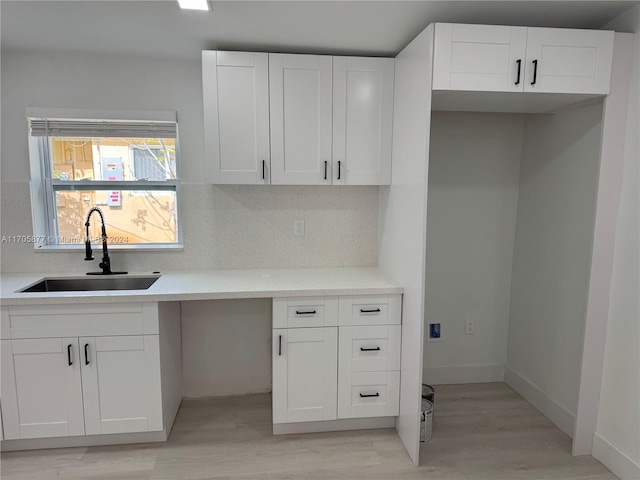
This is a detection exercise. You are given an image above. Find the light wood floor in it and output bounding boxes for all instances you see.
[0,383,616,479]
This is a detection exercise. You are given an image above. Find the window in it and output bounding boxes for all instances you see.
[27,109,182,249]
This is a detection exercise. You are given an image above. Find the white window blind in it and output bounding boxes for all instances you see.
[28,119,177,138]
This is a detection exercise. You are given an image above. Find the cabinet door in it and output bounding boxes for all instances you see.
[269,54,333,185]
[273,327,337,423]
[203,51,270,184]
[1,338,84,439]
[333,57,394,185]
[433,23,527,92]
[80,335,162,435]
[524,28,614,94]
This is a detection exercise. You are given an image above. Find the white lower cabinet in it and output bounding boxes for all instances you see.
[80,336,162,435]
[272,294,402,427]
[272,327,338,423]
[338,371,400,419]
[0,302,179,443]
[1,338,85,439]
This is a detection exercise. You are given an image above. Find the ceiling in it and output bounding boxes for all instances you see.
[1,1,637,60]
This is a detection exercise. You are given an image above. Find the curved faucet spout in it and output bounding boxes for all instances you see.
[84,207,126,275]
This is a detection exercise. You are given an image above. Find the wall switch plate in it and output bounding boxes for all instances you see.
[427,322,442,342]
[465,318,475,335]
[294,219,305,236]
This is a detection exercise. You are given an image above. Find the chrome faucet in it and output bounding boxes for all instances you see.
[84,207,127,275]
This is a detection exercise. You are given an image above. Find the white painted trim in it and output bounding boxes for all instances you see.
[573,32,636,456]
[272,416,395,435]
[592,432,640,480]
[0,429,167,452]
[504,365,575,438]
[423,364,505,385]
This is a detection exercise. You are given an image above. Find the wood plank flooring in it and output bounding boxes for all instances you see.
[0,383,617,479]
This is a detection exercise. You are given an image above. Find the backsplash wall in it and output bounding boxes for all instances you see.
[0,182,378,273]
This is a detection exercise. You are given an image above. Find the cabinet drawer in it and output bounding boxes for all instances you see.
[273,296,338,328]
[1,303,159,339]
[339,295,401,326]
[339,325,401,373]
[338,371,400,419]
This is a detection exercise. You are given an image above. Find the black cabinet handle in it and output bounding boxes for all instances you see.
[515,59,522,85]
[531,59,538,85]
[360,308,381,313]
[360,346,381,352]
[67,344,73,366]
[84,343,90,365]
[337,161,341,180]
[360,393,380,398]
[262,160,266,180]
[278,335,282,356]
[324,160,328,180]
[295,310,316,315]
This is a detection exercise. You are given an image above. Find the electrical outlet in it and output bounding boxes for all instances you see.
[427,322,442,342]
[465,318,475,335]
[294,219,305,236]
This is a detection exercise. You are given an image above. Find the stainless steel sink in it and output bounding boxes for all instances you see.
[19,275,160,293]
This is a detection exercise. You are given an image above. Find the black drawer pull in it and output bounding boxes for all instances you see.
[84,343,90,365]
[324,160,328,180]
[515,59,522,85]
[67,344,73,366]
[295,310,316,315]
[531,59,538,85]
[360,346,381,352]
[262,160,266,180]
[360,308,381,313]
[278,335,282,356]
[360,393,380,398]
[337,160,341,180]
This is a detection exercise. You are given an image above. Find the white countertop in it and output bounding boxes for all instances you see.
[0,267,403,305]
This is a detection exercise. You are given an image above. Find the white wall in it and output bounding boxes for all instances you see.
[181,299,272,397]
[592,7,640,479]
[505,102,604,438]
[423,112,523,385]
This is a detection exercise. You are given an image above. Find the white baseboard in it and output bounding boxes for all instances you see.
[422,364,505,385]
[0,429,168,452]
[273,417,395,435]
[504,365,575,438]
[593,432,640,480]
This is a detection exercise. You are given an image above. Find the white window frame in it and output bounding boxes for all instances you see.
[26,107,184,251]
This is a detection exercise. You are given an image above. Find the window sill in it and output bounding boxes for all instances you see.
[34,243,184,253]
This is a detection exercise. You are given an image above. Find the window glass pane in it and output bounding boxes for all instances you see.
[50,137,177,181]
[54,189,178,244]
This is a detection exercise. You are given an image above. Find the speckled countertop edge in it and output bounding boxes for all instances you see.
[1,267,403,306]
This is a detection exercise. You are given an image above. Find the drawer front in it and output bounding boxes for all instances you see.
[339,294,401,326]
[338,371,400,419]
[339,325,401,373]
[2,303,159,339]
[273,296,338,328]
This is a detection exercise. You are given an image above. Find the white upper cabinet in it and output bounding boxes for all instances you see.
[433,23,527,92]
[203,51,394,185]
[524,27,614,94]
[202,51,271,184]
[333,57,394,185]
[433,23,614,95]
[269,54,333,185]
